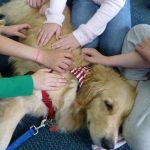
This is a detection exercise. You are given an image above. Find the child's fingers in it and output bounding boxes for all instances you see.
[37,29,52,46]
[56,28,61,40]
[135,44,143,52]
[44,86,61,91]
[45,87,59,91]
[42,32,54,46]
[15,32,26,38]
[59,63,69,70]
[37,0,43,7]
[68,47,74,52]
[64,52,73,59]
[47,78,66,84]
[83,54,90,60]
[52,39,66,49]
[31,0,37,8]
[55,66,66,73]
[29,0,33,7]
[63,58,73,66]
[39,32,48,46]
[59,35,67,39]
[37,29,42,44]
[26,0,29,4]
[38,68,51,72]
[37,30,44,45]
[56,44,70,50]
[82,53,93,62]
[45,82,66,90]
[42,0,48,4]
[18,24,32,30]
[82,48,93,56]
[82,48,90,53]
[47,73,65,79]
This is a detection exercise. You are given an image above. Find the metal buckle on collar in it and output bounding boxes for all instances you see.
[30,119,47,135]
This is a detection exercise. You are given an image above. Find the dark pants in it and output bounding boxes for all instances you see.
[0,54,9,75]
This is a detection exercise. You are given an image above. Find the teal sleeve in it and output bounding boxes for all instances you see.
[0,75,34,98]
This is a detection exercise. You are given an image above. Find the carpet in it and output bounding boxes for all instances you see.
[1,0,150,149]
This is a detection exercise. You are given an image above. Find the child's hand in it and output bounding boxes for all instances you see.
[136,38,150,62]
[32,69,66,91]
[39,4,47,15]
[39,49,73,73]
[52,33,80,51]
[1,24,31,38]
[26,0,47,8]
[82,48,108,64]
[37,23,61,46]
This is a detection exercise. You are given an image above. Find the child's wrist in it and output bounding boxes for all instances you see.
[102,56,112,66]
[105,57,116,67]
[34,48,42,63]
[0,26,4,34]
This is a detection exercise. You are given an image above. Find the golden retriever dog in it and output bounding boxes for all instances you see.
[0,0,136,149]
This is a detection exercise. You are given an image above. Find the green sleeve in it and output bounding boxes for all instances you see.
[0,75,34,98]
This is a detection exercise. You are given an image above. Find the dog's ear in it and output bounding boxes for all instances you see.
[76,65,116,107]
[76,77,106,107]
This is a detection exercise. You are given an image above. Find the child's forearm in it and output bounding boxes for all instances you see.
[45,0,67,26]
[136,48,150,63]
[0,35,36,61]
[105,51,150,68]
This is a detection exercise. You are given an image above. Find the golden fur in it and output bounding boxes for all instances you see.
[0,0,136,149]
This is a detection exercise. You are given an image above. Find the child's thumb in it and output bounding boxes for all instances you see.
[39,68,52,72]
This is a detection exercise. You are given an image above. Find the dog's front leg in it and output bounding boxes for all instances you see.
[0,91,46,150]
[0,98,26,150]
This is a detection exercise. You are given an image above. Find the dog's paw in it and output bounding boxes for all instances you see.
[57,117,79,132]
[0,14,6,25]
[56,109,85,132]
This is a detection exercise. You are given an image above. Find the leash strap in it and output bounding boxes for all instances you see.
[6,119,47,150]
[6,128,35,150]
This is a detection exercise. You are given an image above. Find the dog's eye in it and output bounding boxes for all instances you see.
[104,100,113,111]
[119,125,123,134]
[87,121,90,126]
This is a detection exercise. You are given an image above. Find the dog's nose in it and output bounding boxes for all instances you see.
[101,138,114,149]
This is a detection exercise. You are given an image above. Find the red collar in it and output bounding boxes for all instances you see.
[42,66,90,119]
[42,90,55,119]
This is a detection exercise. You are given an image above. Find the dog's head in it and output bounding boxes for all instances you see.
[58,65,136,149]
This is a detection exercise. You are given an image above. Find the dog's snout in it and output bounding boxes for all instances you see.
[101,138,114,149]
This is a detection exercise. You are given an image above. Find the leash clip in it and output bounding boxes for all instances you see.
[30,119,47,135]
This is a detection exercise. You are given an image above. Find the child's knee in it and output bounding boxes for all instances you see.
[133,24,150,36]
[121,24,150,54]
[127,24,150,44]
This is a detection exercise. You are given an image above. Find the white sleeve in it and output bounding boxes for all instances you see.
[73,0,126,46]
[44,0,67,26]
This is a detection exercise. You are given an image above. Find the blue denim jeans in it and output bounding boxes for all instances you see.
[71,0,131,56]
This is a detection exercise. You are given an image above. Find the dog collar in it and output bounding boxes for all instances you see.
[71,65,90,88]
[42,90,55,119]
[41,66,90,119]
